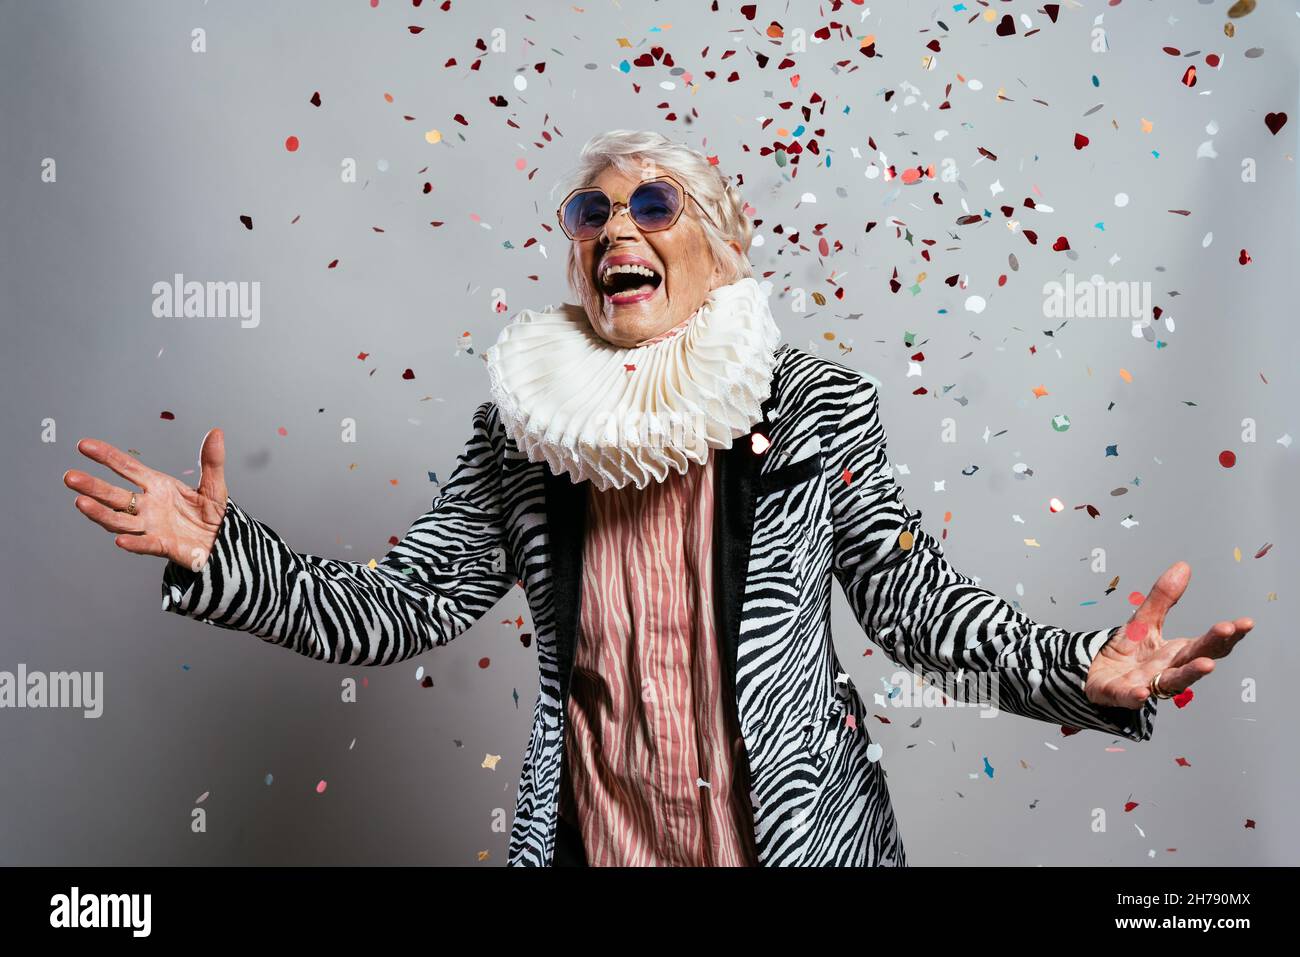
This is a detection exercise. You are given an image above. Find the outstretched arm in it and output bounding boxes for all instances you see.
[825,376,1156,740]
[160,400,517,665]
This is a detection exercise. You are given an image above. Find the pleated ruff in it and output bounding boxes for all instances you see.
[484,277,782,491]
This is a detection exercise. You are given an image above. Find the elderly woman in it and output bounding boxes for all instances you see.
[63,130,1253,867]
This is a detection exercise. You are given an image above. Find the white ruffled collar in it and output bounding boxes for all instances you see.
[484,276,783,491]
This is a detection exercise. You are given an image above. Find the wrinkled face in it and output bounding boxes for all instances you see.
[573,166,736,348]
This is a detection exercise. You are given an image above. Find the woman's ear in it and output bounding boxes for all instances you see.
[712,240,744,282]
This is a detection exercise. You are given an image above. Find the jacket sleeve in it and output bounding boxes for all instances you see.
[159,400,517,665]
[826,377,1156,741]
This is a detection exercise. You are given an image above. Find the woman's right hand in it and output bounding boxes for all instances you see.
[63,428,230,571]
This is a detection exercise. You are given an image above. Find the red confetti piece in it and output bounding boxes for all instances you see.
[478,657,490,669]
[160,410,175,421]
[284,135,300,152]
[310,91,321,107]
[1124,801,1139,813]
[1181,65,1197,88]
[1052,236,1070,252]
[1219,450,1236,468]
[1238,249,1252,265]
[1265,112,1288,135]
[1175,756,1191,767]
[1073,132,1089,150]
[1173,688,1194,708]
[995,14,1015,36]
[277,427,288,437]
[1128,591,1146,607]
[421,676,434,688]
[239,215,253,230]
[402,368,416,380]
[1245,819,1256,829]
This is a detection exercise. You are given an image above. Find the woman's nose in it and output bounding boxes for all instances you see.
[600,206,638,243]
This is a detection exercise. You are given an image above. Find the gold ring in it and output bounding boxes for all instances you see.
[1149,670,1176,700]
[124,492,138,516]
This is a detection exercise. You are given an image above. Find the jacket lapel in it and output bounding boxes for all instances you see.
[543,466,588,706]
[714,388,779,703]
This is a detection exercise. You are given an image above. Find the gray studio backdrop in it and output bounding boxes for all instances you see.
[1,0,1296,865]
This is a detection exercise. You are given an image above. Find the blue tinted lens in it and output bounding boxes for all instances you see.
[563,191,610,238]
[629,181,682,230]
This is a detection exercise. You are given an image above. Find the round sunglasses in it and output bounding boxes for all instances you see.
[556,174,719,241]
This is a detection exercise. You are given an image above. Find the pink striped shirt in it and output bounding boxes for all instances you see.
[557,448,759,866]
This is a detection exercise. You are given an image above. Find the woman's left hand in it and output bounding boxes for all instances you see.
[1085,561,1254,709]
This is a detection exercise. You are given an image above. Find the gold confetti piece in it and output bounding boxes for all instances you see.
[1140,118,1153,134]
[1032,385,1049,398]
[1233,546,1242,562]
[425,129,442,144]
[898,531,915,550]
[482,753,501,770]
[477,850,490,861]
[1023,538,1041,547]
[1266,592,1277,602]
[1119,368,1133,383]
[616,37,631,47]
[367,559,378,569]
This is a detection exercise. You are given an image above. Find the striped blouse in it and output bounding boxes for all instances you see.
[557,447,759,866]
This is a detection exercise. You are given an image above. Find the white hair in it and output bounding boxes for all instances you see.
[556,130,754,314]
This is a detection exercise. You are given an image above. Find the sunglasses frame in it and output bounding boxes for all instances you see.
[555,173,720,241]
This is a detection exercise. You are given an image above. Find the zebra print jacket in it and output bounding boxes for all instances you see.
[160,343,1156,866]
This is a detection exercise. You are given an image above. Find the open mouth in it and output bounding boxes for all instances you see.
[598,261,663,305]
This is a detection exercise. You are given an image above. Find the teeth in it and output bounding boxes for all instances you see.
[601,263,660,286]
